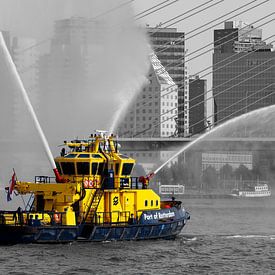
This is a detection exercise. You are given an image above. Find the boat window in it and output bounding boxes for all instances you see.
[119,154,129,159]
[65,154,77,158]
[91,154,102,159]
[121,163,134,176]
[115,163,120,175]
[92,163,98,175]
[156,200,159,206]
[78,154,90,158]
[145,200,148,207]
[36,195,45,212]
[151,200,153,207]
[77,162,90,175]
[61,162,75,175]
[98,163,104,175]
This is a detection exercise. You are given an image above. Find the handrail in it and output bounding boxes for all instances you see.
[32,174,142,190]
[0,210,66,226]
[92,211,132,225]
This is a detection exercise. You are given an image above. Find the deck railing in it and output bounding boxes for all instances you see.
[0,210,65,226]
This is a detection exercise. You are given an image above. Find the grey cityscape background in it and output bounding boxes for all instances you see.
[0,0,274,202]
[0,1,274,274]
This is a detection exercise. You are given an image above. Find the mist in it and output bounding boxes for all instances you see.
[0,0,150,190]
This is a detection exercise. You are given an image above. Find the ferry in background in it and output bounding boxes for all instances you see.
[231,182,271,198]
[159,184,185,196]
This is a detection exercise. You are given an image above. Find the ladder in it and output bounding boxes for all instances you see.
[25,193,34,211]
[82,188,104,224]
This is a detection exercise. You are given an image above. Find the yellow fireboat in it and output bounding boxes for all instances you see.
[0,132,190,244]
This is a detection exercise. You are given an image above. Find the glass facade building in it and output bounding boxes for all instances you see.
[213,52,275,123]
[117,53,178,138]
[148,28,185,136]
[189,76,206,135]
[202,151,253,171]
[213,21,275,124]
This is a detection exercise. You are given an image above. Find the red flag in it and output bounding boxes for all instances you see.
[7,170,16,202]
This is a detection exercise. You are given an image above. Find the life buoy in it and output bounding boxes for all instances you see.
[53,213,61,223]
[84,180,89,188]
[88,180,94,188]
[84,179,96,189]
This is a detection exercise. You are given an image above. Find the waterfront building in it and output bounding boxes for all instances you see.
[0,32,38,138]
[117,53,178,138]
[213,21,275,125]
[147,27,186,136]
[37,17,97,141]
[12,36,39,137]
[0,31,15,139]
[202,151,253,171]
[188,76,207,135]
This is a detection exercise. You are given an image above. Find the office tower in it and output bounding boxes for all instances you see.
[117,53,178,138]
[0,31,15,139]
[0,32,38,138]
[12,36,39,136]
[189,76,206,135]
[148,27,186,136]
[37,17,97,141]
[213,21,275,124]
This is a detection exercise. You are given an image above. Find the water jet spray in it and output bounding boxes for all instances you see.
[144,105,275,183]
[0,32,63,183]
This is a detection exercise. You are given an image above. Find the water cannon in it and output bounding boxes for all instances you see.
[53,168,66,183]
[138,172,155,188]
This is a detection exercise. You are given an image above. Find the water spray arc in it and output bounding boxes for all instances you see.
[0,32,63,183]
[131,37,275,138]
[153,105,275,175]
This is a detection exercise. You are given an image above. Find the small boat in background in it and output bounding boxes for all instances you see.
[231,182,271,198]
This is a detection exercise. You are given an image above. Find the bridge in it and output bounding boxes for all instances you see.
[119,136,275,151]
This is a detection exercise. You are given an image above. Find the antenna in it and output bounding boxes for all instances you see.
[95,130,108,138]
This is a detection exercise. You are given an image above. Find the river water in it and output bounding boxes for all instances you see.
[0,197,274,274]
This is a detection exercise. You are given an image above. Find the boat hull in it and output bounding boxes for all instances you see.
[81,218,187,242]
[0,210,190,244]
[0,225,78,244]
[0,219,187,244]
[231,191,271,198]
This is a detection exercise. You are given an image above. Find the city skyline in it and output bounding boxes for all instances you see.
[133,0,274,118]
[133,0,274,77]
[0,1,273,139]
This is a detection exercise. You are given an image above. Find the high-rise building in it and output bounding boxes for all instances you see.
[12,36,39,136]
[148,27,185,136]
[117,53,178,138]
[37,17,97,141]
[213,21,275,124]
[0,31,15,140]
[0,32,38,139]
[189,76,206,135]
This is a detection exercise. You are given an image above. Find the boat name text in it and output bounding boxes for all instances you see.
[144,211,175,220]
